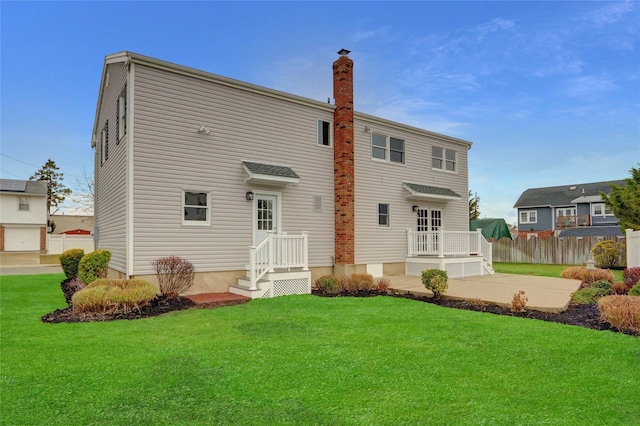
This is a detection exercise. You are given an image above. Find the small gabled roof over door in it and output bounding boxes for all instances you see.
[403,182,461,202]
[242,161,300,186]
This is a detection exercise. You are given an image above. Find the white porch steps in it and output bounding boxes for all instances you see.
[229,269,312,299]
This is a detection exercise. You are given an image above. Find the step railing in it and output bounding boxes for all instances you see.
[248,231,309,290]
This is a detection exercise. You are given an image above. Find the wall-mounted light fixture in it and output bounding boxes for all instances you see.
[197,126,211,135]
[364,126,372,133]
[412,205,419,213]
[245,191,254,201]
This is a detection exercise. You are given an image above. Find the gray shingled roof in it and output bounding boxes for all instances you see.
[404,182,461,198]
[0,179,47,196]
[558,226,623,238]
[513,179,626,208]
[242,161,299,179]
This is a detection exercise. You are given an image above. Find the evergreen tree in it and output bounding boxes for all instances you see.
[29,159,72,216]
[601,165,640,231]
[469,191,481,221]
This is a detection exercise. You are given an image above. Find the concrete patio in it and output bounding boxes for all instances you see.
[388,273,582,313]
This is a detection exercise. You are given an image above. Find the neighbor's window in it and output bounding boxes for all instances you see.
[317,120,331,146]
[378,203,390,227]
[432,146,457,172]
[520,210,537,224]
[100,126,107,165]
[183,191,210,225]
[371,133,405,164]
[117,87,127,141]
[592,203,612,216]
[18,197,30,211]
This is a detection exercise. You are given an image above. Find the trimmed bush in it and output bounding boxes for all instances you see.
[623,267,640,288]
[571,287,610,305]
[59,249,85,279]
[421,269,448,298]
[591,240,625,269]
[593,280,614,294]
[78,250,112,284]
[561,266,614,286]
[152,255,195,297]
[315,275,339,293]
[598,295,640,331]
[72,278,156,314]
[629,283,640,297]
[349,273,375,291]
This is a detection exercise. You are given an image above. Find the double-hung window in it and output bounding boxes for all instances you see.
[432,146,457,172]
[117,87,127,141]
[371,133,405,164]
[183,191,210,225]
[18,197,30,211]
[378,203,390,227]
[520,210,537,224]
[317,120,331,146]
[592,203,612,216]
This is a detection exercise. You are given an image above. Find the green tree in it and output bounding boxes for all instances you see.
[29,159,72,217]
[469,191,481,221]
[601,165,640,231]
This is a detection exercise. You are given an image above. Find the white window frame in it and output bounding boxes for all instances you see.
[520,210,537,224]
[432,146,457,173]
[182,190,211,225]
[378,203,390,227]
[371,133,405,164]
[555,207,576,217]
[18,196,30,211]
[117,89,127,141]
[317,119,332,147]
[592,203,612,216]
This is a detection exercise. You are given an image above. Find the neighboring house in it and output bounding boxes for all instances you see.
[513,180,626,239]
[0,179,48,252]
[51,214,94,235]
[91,50,492,297]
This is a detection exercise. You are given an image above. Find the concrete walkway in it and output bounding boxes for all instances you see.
[0,252,62,276]
[388,273,582,313]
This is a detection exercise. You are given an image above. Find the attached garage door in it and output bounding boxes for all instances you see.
[4,228,40,251]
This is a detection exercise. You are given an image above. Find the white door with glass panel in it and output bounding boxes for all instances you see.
[417,208,443,253]
[254,194,278,246]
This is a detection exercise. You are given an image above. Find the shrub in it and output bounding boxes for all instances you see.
[350,273,375,291]
[315,275,339,293]
[60,277,85,307]
[623,267,640,288]
[629,283,640,297]
[571,287,610,305]
[421,269,448,298]
[561,266,614,286]
[612,282,629,295]
[152,255,196,297]
[72,278,156,314]
[593,280,614,294]
[78,250,112,284]
[59,248,84,279]
[591,240,625,269]
[598,295,640,331]
[510,290,528,312]
[375,277,391,293]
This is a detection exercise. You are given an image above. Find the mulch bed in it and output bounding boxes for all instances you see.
[41,281,638,337]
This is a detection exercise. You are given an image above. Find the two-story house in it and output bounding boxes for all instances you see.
[514,180,626,239]
[0,179,48,252]
[91,50,493,297]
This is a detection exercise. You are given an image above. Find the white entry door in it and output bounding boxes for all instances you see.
[254,194,279,246]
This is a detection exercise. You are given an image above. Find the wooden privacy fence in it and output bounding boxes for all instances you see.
[491,235,626,265]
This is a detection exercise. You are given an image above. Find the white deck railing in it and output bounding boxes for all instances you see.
[407,228,492,264]
[249,231,309,290]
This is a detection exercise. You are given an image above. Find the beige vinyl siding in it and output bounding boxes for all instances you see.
[353,116,470,264]
[94,62,128,272]
[130,64,335,275]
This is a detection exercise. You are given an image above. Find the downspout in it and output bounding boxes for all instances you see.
[126,62,135,278]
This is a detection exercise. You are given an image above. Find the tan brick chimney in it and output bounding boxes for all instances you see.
[333,49,356,275]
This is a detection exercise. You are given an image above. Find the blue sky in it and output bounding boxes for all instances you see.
[1,1,638,222]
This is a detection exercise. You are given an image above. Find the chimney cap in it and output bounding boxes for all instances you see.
[337,48,351,56]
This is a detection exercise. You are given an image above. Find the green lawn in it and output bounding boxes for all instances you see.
[494,262,625,282]
[1,274,638,425]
